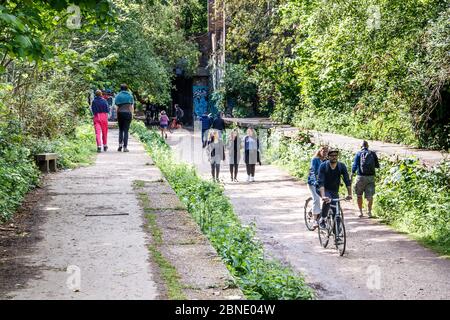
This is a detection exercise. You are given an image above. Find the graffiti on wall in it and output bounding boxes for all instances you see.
[193,86,208,117]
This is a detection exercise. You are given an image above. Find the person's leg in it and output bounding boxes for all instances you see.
[101,113,108,148]
[117,113,124,149]
[366,176,376,217]
[230,164,234,180]
[234,164,239,180]
[93,117,102,147]
[211,163,216,180]
[250,164,255,181]
[354,175,365,217]
[215,164,220,180]
[123,115,132,149]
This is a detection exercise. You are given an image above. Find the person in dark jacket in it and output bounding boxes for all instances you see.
[351,140,380,218]
[212,112,225,138]
[317,149,352,229]
[200,112,212,148]
[91,89,110,152]
[244,128,261,182]
[114,84,134,152]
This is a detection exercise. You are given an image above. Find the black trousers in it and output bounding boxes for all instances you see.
[211,163,220,179]
[246,164,255,177]
[229,164,239,179]
[118,112,132,147]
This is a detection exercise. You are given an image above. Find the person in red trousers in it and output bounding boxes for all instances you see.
[91,89,110,152]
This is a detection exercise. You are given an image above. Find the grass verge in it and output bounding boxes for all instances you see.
[135,185,186,300]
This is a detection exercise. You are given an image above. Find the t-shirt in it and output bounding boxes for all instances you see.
[317,161,351,195]
[160,115,169,125]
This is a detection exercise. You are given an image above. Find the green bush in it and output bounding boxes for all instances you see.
[0,121,96,221]
[0,121,40,221]
[131,121,314,300]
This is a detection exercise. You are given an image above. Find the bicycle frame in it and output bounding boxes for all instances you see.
[329,198,345,234]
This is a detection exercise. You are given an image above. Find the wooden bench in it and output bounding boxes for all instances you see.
[36,153,58,173]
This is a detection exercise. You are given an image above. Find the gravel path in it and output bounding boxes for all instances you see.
[1,130,159,299]
[168,128,450,300]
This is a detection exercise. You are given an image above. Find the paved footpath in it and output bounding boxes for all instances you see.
[2,130,160,299]
[168,128,450,300]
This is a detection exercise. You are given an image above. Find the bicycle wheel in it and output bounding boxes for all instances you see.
[339,206,344,221]
[304,197,315,231]
[318,215,330,248]
[334,216,346,256]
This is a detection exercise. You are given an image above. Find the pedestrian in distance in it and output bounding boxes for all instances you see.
[174,104,184,127]
[244,127,261,182]
[114,84,134,152]
[317,149,352,229]
[207,130,225,182]
[351,140,380,218]
[228,128,242,182]
[212,112,225,138]
[307,145,329,229]
[159,110,169,139]
[200,111,212,148]
[91,89,110,153]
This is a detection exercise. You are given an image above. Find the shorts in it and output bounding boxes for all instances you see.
[160,124,168,129]
[354,175,376,199]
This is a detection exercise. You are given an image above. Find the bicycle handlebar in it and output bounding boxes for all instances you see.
[331,198,349,202]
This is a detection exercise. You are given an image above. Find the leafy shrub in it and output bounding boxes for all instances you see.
[0,120,96,221]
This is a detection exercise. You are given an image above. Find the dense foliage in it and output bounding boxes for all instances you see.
[267,129,450,256]
[0,0,205,220]
[131,121,314,299]
[222,0,449,149]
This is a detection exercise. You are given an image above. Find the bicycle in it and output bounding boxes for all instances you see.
[304,196,344,231]
[318,198,347,256]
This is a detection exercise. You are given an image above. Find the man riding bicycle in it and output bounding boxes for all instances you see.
[317,148,352,229]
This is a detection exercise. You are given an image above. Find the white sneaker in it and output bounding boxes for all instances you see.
[312,220,319,230]
[247,175,250,182]
[250,176,255,182]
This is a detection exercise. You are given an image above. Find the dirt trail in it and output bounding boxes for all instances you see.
[167,128,450,300]
[1,130,160,299]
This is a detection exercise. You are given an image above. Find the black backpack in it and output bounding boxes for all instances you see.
[360,150,376,175]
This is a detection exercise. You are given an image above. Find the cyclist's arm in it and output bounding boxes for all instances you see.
[341,164,352,199]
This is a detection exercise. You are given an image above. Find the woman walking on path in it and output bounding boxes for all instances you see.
[91,89,109,153]
[207,130,225,182]
[307,145,329,229]
[244,128,261,182]
[228,129,241,182]
[159,111,169,139]
[114,84,134,152]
